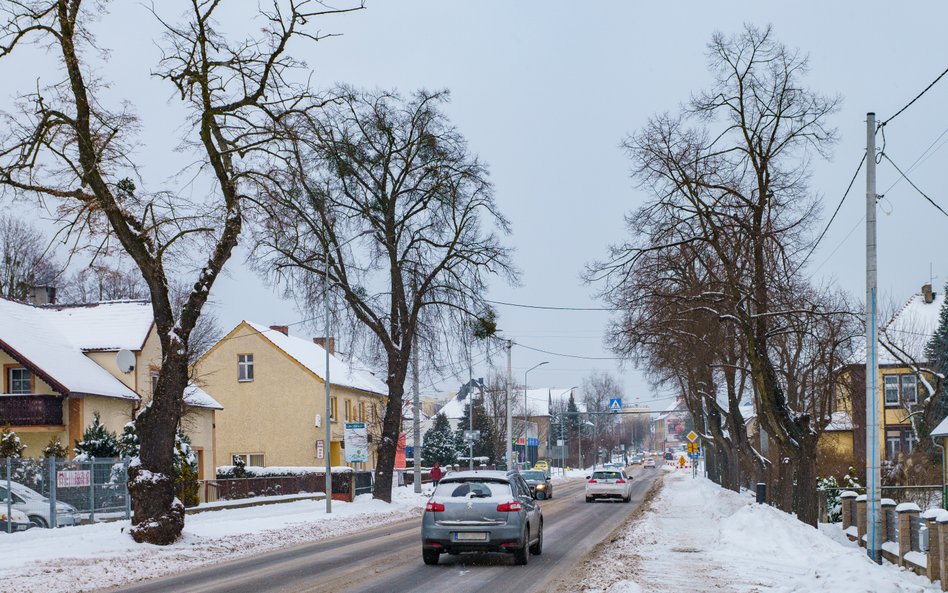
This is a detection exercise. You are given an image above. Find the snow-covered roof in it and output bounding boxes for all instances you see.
[244,322,388,396]
[184,383,223,410]
[42,300,153,351]
[0,298,140,400]
[825,411,853,432]
[931,415,948,438]
[850,289,945,366]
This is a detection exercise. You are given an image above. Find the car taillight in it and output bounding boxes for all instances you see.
[616,479,626,484]
[497,501,522,512]
[588,479,597,484]
[425,501,445,512]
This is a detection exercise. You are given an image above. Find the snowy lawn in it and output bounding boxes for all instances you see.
[579,470,939,593]
[1,486,428,593]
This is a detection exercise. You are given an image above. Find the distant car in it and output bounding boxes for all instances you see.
[643,458,656,468]
[421,470,543,566]
[532,460,550,474]
[585,469,633,503]
[0,507,31,533]
[0,481,79,528]
[520,470,553,500]
[631,455,643,465]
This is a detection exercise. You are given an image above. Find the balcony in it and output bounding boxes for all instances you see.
[0,394,65,427]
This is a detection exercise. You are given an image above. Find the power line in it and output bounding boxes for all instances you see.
[881,152,948,219]
[515,342,625,361]
[486,298,615,312]
[797,152,866,271]
[880,123,948,196]
[880,64,948,127]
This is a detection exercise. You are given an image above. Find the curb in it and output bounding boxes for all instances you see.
[186,493,327,515]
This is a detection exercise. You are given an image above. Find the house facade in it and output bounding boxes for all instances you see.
[193,322,388,470]
[0,297,221,481]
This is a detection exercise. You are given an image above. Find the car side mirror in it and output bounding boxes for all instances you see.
[585,476,590,480]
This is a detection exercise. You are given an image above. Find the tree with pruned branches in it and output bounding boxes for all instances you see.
[0,0,363,543]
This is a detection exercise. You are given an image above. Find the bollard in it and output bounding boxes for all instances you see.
[755,482,766,504]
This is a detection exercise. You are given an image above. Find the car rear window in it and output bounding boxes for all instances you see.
[592,471,622,480]
[435,480,512,499]
[521,471,546,480]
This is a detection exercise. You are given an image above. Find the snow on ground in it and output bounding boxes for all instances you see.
[2,486,428,593]
[580,471,939,593]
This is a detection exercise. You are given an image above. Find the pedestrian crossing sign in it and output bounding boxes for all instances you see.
[609,398,622,411]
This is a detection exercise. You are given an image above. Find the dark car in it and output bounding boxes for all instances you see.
[520,470,553,500]
[421,470,543,566]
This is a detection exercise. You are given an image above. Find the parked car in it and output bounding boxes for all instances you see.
[421,470,543,566]
[585,469,633,503]
[0,481,79,528]
[532,460,550,474]
[520,470,553,500]
[0,508,32,533]
[643,458,656,468]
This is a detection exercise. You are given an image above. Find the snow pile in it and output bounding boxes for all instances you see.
[580,472,939,593]
[1,486,428,593]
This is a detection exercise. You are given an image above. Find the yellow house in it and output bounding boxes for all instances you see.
[0,297,221,481]
[194,322,388,470]
[824,284,943,466]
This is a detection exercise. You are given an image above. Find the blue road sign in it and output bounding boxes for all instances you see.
[609,398,622,411]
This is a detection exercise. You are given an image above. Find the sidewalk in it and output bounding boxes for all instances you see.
[578,469,940,593]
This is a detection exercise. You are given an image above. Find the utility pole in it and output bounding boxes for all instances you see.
[323,254,332,514]
[866,112,882,564]
[412,331,421,494]
[505,340,513,470]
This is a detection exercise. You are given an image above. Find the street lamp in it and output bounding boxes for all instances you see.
[522,361,548,466]
[557,386,578,477]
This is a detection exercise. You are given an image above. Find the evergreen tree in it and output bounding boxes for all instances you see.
[43,437,69,458]
[0,428,25,457]
[422,413,458,466]
[118,421,140,459]
[73,412,120,459]
[455,394,496,464]
[926,281,948,422]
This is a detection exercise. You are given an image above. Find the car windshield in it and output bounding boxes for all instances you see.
[592,471,623,480]
[521,471,546,481]
[434,480,511,499]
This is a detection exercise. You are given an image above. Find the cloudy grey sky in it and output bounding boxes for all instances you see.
[5,1,948,411]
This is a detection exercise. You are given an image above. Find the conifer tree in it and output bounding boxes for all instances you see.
[422,413,458,466]
[73,412,120,459]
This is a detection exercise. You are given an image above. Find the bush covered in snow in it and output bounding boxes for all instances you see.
[73,412,120,460]
[43,437,69,458]
[216,465,354,479]
[0,428,25,457]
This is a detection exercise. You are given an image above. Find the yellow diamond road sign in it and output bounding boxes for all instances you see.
[686,430,699,443]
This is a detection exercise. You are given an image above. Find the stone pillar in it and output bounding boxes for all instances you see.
[937,513,948,591]
[927,513,941,583]
[856,494,867,547]
[898,503,921,568]
[841,491,858,529]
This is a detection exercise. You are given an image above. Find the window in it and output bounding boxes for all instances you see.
[906,432,919,454]
[901,375,918,405]
[886,432,902,459]
[884,375,900,406]
[359,401,366,422]
[344,399,353,422]
[6,367,31,394]
[232,453,265,467]
[330,397,338,422]
[238,354,254,382]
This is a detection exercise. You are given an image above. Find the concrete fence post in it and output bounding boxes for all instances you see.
[923,508,942,583]
[898,503,922,568]
[856,494,868,547]
[841,491,858,529]
[938,512,948,592]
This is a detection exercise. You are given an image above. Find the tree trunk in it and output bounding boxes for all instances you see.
[794,438,820,527]
[128,351,188,544]
[373,362,408,502]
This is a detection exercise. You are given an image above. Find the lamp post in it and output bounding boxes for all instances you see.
[522,361,548,466]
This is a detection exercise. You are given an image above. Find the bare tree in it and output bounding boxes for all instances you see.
[0,215,60,300]
[60,263,148,303]
[0,0,362,543]
[253,88,516,501]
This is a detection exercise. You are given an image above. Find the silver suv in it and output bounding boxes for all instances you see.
[421,470,543,565]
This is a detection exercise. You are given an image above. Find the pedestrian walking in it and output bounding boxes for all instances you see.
[430,463,443,487]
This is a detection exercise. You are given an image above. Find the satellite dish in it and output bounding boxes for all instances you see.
[116,349,136,374]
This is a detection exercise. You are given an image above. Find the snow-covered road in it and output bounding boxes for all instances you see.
[2,488,428,593]
[579,469,940,593]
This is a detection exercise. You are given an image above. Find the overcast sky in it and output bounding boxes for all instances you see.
[5,1,948,411]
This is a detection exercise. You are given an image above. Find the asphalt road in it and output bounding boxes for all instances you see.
[105,468,660,593]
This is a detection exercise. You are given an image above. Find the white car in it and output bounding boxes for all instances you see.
[585,469,633,503]
[643,458,656,468]
[0,507,32,533]
[0,481,79,528]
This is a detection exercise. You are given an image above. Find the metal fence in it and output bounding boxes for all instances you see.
[1,456,130,531]
[819,485,944,523]
[354,471,373,496]
[910,516,929,553]
[885,509,898,542]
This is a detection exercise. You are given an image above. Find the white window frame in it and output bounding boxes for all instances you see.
[886,432,902,459]
[901,374,918,405]
[238,354,254,382]
[905,431,919,453]
[884,375,900,407]
[232,453,265,467]
[8,367,31,394]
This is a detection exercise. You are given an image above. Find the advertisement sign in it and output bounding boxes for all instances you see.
[344,422,369,463]
[315,440,324,460]
[56,470,91,488]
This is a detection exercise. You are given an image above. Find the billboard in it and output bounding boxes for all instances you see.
[344,422,369,463]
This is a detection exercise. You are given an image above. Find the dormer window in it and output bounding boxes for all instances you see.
[238,354,254,382]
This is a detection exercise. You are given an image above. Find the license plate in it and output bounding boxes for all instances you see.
[453,531,489,541]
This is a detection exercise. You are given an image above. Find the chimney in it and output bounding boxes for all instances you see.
[28,285,56,305]
[923,284,935,304]
[313,337,335,354]
[269,325,289,336]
